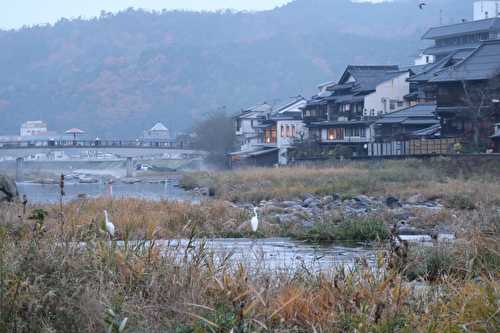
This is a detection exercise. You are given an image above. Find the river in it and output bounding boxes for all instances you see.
[17,180,196,204]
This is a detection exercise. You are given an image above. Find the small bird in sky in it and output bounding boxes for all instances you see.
[419,1,427,10]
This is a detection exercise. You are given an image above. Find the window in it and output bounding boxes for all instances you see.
[390,100,396,111]
[328,128,335,140]
[281,125,285,138]
[327,128,344,141]
[264,127,277,144]
[286,125,290,137]
[291,125,296,137]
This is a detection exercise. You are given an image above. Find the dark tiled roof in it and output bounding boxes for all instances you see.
[409,49,477,82]
[338,65,401,93]
[422,18,500,40]
[376,104,438,125]
[410,124,441,137]
[430,40,500,82]
[423,43,481,56]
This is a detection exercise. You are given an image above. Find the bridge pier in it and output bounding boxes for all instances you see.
[126,157,134,178]
[16,157,24,183]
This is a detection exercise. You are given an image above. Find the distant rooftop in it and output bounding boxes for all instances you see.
[150,122,168,131]
[422,18,500,40]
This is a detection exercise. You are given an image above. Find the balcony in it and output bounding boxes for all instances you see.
[321,136,370,144]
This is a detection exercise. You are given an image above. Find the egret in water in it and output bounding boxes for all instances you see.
[251,207,259,232]
[104,210,115,237]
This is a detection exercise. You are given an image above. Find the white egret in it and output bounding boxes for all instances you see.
[250,207,259,232]
[104,210,115,237]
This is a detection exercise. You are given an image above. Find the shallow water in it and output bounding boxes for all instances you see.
[135,238,379,272]
[17,181,196,204]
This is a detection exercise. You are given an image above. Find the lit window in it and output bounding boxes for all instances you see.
[328,128,335,141]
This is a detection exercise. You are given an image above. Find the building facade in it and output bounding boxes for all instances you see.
[20,121,48,137]
[142,122,171,141]
[301,65,412,156]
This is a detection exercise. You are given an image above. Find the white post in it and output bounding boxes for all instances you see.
[126,157,134,178]
[16,157,24,182]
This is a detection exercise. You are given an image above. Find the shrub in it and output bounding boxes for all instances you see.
[297,218,389,243]
[445,193,476,210]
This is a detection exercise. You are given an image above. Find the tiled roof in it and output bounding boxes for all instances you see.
[409,49,477,82]
[376,104,438,125]
[430,40,500,82]
[423,43,480,56]
[422,18,500,40]
[339,65,401,93]
[410,124,441,137]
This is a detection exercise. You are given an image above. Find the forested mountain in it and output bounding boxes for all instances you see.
[0,0,474,137]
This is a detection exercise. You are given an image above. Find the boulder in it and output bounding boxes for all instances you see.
[0,175,18,202]
[406,193,426,205]
[385,196,402,209]
[354,195,372,205]
[303,197,319,207]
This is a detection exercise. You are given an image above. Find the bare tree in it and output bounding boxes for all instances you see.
[461,73,500,149]
[192,109,236,167]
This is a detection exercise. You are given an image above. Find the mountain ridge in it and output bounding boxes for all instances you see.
[0,0,474,137]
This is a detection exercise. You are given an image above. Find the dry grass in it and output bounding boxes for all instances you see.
[0,213,498,332]
[30,198,262,240]
[1,159,499,331]
[182,159,500,206]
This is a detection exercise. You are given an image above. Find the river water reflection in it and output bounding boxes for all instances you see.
[17,181,196,204]
[144,238,378,272]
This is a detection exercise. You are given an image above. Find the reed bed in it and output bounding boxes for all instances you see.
[181,159,500,206]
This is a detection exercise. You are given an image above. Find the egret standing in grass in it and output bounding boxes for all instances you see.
[104,210,115,238]
[251,206,259,232]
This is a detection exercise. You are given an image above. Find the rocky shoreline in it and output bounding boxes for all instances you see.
[193,186,456,239]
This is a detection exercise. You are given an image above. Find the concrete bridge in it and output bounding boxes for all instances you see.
[0,139,206,182]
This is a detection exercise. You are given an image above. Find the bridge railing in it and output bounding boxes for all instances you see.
[0,139,193,150]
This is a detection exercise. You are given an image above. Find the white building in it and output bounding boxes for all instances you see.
[234,102,272,151]
[231,98,308,166]
[143,122,170,141]
[474,1,500,20]
[363,71,411,117]
[20,121,48,136]
[414,52,435,66]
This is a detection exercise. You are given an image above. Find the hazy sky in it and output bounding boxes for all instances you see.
[1,0,386,30]
[1,0,291,29]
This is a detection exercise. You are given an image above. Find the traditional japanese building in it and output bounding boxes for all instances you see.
[230,97,307,167]
[301,65,412,155]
